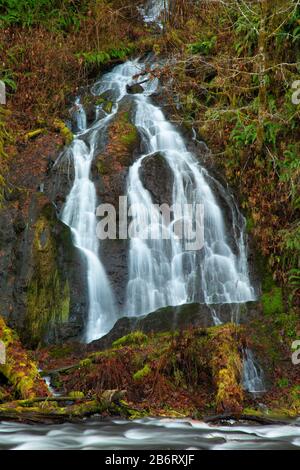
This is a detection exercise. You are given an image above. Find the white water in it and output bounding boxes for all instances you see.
[142,0,167,25]
[61,97,118,342]
[125,65,255,316]
[242,348,266,394]
[1,417,300,450]
[61,61,153,342]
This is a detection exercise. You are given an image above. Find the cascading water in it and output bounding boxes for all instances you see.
[61,119,116,342]
[141,0,167,25]
[242,348,266,394]
[125,68,255,316]
[61,61,150,342]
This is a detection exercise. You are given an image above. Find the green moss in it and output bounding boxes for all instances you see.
[0,317,49,399]
[277,377,289,388]
[262,287,283,316]
[103,101,113,114]
[121,126,138,146]
[96,158,107,175]
[133,364,151,381]
[68,391,84,399]
[49,344,75,359]
[25,207,71,347]
[79,358,93,367]
[53,118,73,145]
[24,129,45,141]
[117,111,138,150]
[112,331,148,348]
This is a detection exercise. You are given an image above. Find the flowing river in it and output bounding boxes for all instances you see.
[1,418,300,450]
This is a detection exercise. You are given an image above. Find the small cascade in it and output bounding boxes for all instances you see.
[61,99,117,342]
[141,0,167,26]
[242,348,266,394]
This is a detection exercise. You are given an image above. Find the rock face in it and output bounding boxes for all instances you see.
[139,152,174,206]
[88,301,261,351]
[0,131,88,348]
[92,97,141,309]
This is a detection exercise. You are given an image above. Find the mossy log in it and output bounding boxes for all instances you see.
[0,390,127,424]
[0,316,50,399]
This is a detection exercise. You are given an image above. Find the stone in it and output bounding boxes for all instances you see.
[139,152,174,206]
[88,301,262,351]
[126,83,144,94]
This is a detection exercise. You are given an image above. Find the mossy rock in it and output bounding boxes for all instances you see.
[0,317,49,400]
[25,203,71,347]
[53,119,73,146]
[113,331,148,348]
[103,101,114,114]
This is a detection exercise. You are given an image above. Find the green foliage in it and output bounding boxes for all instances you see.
[78,45,135,68]
[133,364,151,381]
[263,121,281,148]
[288,269,300,302]
[277,377,289,388]
[233,5,259,55]
[280,223,300,269]
[276,5,300,46]
[0,69,17,93]
[231,120,257,146]
[262,287,283,316]
[188,36,216,55]
[0,0,88,31]
[279,145,300,209]
[112,331,148,348]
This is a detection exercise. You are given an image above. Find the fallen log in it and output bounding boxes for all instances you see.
[0,390,127,425]
[203,413,288,426]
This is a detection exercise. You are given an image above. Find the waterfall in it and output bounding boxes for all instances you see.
[142,0,167,26]
[61,121,116,342]
[125,66,255,315]
[242,348,266,394]
[61,58,256,339]
[61,61,148,342]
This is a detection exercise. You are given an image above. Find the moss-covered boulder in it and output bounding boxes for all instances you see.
[89,302,260,352]
[0,316,49,399]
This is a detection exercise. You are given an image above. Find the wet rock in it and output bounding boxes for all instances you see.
[139,152,174,206]
[89,301,262,351]
[91,98,141,308]
[126,83,144,94]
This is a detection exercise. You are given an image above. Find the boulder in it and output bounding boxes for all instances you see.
[88,301,262,351]
[126,83,144,94]
[139,152,174,206]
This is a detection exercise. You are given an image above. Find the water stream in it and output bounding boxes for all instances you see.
[1,418,300,450]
